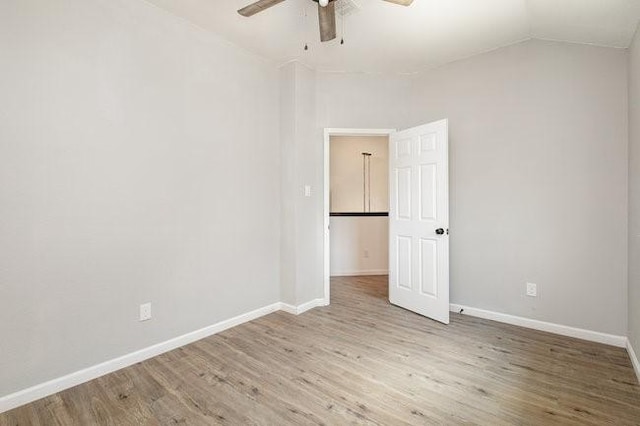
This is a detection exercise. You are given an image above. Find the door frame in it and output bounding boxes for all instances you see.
[323,128,396,305]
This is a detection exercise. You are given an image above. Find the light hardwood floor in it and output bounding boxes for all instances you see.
[2,275,639,425]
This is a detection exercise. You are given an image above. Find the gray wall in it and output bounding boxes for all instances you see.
[279,70,412,305]
[294,64,323,304]
[0,3,633,401]
[0,0,281,397]
[410,39,629,335]
[279,62,323,305]
[629,25,640,353]
[296,39,629,335]
[279,63,297,305]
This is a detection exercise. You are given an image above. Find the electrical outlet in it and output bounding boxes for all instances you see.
[526,283,537,297]
[364,250,369,258]
[139,303,152,321]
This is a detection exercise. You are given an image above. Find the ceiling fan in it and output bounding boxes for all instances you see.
[238,0,414,42]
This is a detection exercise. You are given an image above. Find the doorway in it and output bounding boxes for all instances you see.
[323,122,450,324]
[327,132,392,305]
[323,129,395,305]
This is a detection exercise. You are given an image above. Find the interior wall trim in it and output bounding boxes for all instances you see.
[280,298,327,315]
[449,303,628,348]
[627,339,640,384]
[0,299,325,414]
[3,299,632,414]
[331,270,390,277]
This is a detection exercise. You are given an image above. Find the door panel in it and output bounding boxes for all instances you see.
[389,120,449,324]
[419,238,438,297]
[396,138,412,159]
[396,168,412,220]
[420,133,437,153]
[397,236,412,290]
[419,164,437,221]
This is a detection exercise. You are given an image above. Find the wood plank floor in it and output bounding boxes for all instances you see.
[2,275,639,425]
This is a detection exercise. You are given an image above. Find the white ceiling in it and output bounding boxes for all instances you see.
[145,0,640,73]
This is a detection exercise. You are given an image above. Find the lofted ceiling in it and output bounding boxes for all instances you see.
[145,0,640,73]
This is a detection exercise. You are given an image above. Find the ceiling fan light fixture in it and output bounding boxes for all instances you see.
[238,0,411,42]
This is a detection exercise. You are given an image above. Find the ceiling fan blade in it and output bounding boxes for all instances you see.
[238,0,288,17]
[382,0,414,5]
[318,1,337,42]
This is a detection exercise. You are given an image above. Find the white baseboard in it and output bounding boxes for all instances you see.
[331,270,389,277]
[628,339,640,384]
[279,298,327,315]
[450,304,627,348]
[5,298,630,414]
[0,299,326,414]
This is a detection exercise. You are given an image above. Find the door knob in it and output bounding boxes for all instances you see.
[435,228,445,235]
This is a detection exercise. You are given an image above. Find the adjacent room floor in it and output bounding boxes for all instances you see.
[2,275,639,425]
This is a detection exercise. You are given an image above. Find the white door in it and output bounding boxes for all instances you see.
[389,120,449,324]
